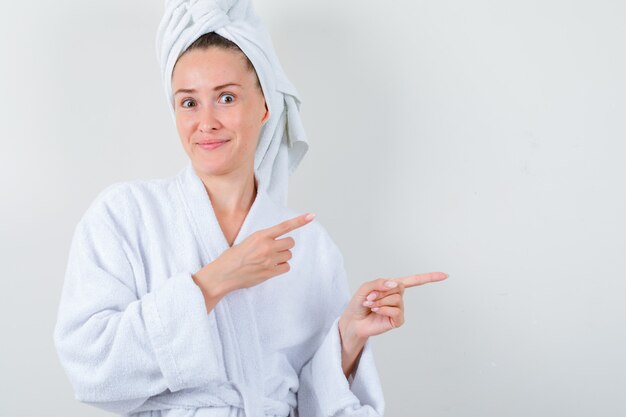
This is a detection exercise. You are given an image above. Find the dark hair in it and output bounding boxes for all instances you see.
[175,32,262,91]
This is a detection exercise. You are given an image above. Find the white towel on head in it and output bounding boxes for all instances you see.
[156,0,309,205]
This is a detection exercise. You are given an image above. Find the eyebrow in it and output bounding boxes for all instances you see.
[174,83,242,96]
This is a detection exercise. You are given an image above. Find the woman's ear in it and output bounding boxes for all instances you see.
[262,102,270,125]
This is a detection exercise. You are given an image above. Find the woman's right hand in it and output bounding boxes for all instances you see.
[193,212,316,312]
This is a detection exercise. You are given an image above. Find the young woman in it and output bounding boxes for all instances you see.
[54,3,448,416]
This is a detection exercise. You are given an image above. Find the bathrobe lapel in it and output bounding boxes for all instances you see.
[175,161,268,416]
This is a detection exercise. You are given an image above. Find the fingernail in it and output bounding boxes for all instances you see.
[384,281,398,288]
[363,300,373,307]
[371,307,380,312]
[366,292,378,301]
[304,213,316,221]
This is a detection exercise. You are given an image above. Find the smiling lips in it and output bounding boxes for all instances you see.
[197,139,230,150]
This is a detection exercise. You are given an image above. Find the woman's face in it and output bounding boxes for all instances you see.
[171,47,269,178]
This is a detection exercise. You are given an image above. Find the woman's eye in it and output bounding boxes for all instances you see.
[219,94,235,104]
[181,98,195,108]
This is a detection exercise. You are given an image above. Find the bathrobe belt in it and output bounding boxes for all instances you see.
[210,381,293,417]
[130,381,292,417]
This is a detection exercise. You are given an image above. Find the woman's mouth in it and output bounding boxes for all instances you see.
[197,140,230,150]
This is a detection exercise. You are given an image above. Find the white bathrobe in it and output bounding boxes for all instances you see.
[53,162,385,417]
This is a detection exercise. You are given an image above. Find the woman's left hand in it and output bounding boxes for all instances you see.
[338,272,449,342]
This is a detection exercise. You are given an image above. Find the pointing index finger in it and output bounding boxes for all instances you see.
[395,272,449,288]
[265,212,316,239]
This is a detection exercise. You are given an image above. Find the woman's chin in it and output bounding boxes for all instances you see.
[191,159,232,177]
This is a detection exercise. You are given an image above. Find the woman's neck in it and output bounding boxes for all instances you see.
[197,168,258,217]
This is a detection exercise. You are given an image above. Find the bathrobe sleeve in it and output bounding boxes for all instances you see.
[296,229,386,417]
[53,187,223,415]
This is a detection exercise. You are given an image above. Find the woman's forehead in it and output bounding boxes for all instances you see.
[172,48,254,88]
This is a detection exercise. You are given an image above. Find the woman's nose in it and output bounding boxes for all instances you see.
[198,106,222,132]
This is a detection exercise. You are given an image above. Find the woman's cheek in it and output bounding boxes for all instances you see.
[181,117,197,140]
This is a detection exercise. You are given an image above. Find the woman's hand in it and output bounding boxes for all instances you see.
[193,212,316,312]
[340,272,449,338]
[338,272,449,378]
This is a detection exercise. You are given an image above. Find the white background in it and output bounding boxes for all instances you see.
[1,0,624,415]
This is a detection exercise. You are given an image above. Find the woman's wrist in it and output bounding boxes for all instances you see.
[338,316,368,379]
[192,263,231,313]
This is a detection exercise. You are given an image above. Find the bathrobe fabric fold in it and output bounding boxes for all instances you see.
[53,162,385,417]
